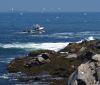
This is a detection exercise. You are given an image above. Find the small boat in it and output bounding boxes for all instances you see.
[23,24,45,34]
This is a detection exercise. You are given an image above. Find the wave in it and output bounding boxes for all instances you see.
[76,36,94,43]
[0,73,9,79]
[0,36,96,52]
[0,73,48,85]
[0,73,19,81]
[28,31,100,39]
[0,42,69,52]
[0,58,14,63]
[14,31,100,41]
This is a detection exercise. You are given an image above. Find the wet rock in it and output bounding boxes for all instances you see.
[60,39,100,54]
[77,79,86,85]
[28,50,56,57]
[59,43,82,53]
[66,54,77,58]
[79,51,94,61]
[79,47,86,52]
[24,53,51,67]
[7,39,100,85]
[7,49,82,84]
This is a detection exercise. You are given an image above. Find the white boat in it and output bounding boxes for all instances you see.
[23,24,45,34]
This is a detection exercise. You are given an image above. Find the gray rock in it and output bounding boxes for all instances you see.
[68,71,77,85]
[96,67,100,82]
[92,54,100,61]
[79,47,86,52]
[66,54,77,58]
[68,61,100,85]
[77,62,96,85]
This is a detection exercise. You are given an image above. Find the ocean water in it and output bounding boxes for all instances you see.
[0,12,100,85]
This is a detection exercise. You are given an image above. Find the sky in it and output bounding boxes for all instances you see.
[0,0,100,12]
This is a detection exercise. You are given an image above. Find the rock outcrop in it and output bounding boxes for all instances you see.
[7,39,100,85]
[68,54,100,85]
[69,62,97,85]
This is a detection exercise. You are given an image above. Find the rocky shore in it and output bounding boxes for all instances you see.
[7,39,100,85]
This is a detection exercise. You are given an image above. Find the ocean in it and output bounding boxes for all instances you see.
[0,12,100,85]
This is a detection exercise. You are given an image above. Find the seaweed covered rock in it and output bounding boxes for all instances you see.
[7,50,56,73]
[7,49,82,85]
[28,50,56,57]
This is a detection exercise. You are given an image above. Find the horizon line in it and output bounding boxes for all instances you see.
[1,11,100,13]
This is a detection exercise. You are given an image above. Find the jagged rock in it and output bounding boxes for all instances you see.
[59,43,82,53]
[7,39,100,85]
[77,62,96,85]
[79,51,94,61]
[68,60,100,85]
[60,39,100,54]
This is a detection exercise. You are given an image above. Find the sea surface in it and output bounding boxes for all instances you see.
[0,12,100,85]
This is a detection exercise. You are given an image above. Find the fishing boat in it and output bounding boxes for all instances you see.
[23,24,45,34]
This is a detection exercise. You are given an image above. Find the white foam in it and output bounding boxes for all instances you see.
[0,73,19,81]
[0,58,14,63]
[76,36,95,43]
[0,74,9,79]
[85,36,94,41]
[76,40,83,43]
[0,42,69,51]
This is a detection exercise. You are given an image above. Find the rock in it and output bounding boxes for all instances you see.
[28,50,56,57]
[7,49,82,84]
[92,54,100,62]
[95,44,100,49]
[66,54,77,58]
[7,39,100,85]
[68,60,100,85]
[79,47,86,52]
[60,39,100,54]
[79,51,94,61]
[96,67,100,82]
[68,71,77,85]
[77,62,96,84]
[35,53,51,64]
[59,43,82,53]
[22,53,51,67]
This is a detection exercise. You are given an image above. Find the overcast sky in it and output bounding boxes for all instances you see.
[0,0,100,12]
